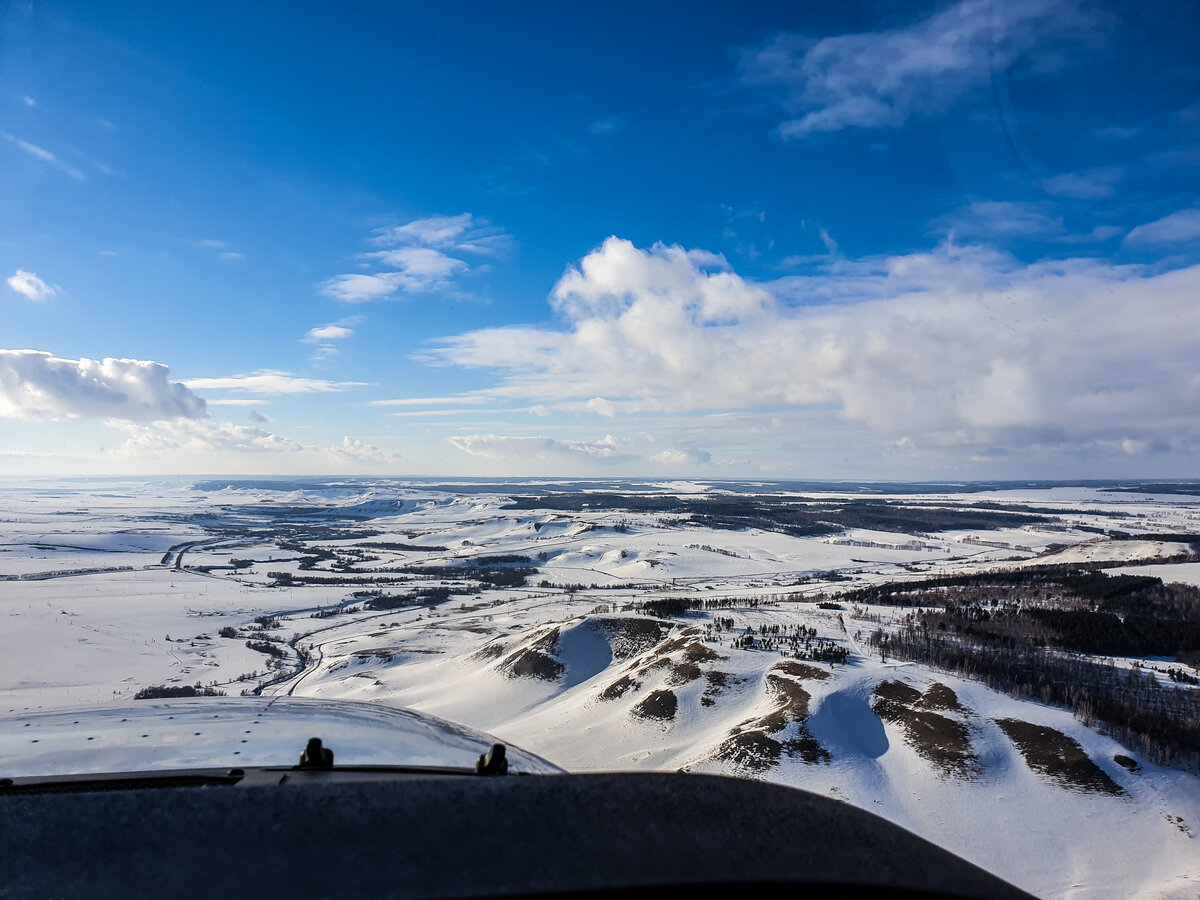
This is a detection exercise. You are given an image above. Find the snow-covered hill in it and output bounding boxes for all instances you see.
[2,478,1199,898]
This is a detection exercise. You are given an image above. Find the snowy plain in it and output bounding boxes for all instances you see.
[1,477,1198,899]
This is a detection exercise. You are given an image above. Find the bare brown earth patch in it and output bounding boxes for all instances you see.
[599,673,641,700]
[715,729,782,773]
[872,681,977,778]
[667,661,703,685]
[771,661,831,681]
[713,672,829,771]
[995,718,1123,795]
[1113,754,1139,772]
[499,648,564,681]
[874,680,922,705]
[683,642,725,663]
[652,630,705,657]
[636,656,674,676]
[632,689,678,721]
[915,682,964,712]
[470,640,508,661]
[532,627,561,653]
[499,627,564,681]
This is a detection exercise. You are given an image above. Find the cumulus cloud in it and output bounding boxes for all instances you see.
[7,269,55,301]
[739,0,1099,138]
[183,371,368,395]
[322,214,509,303]
[430,236,1200,458]
[448,433,629,463]
[1124,208,1200,246]
[0,350,207,421]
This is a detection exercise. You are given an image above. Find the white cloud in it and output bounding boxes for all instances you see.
[448,433,628,463]
[818,227,839,255]
[369,213,510,255]
[303,324,355,343]
[1040,167,1123,199]
[0,350,207,421]
[219,251,246,261]
[370,395,488,407]
[587,117,624,136]
[430,236,1200,458]
[361,246,468,290]
[320,272,407,303]
[325,436,399,466]
[936,201,1119,244]
[651,448,712,466]
[739,0,1099,138]
[7,269,55,301]
[937,201,1064,239]
[1124,208,1200,246]
[111,419,301,456]
[183,371,368,395]
[22,96,36,107]
[2,132,86,180]
[323,214,510,303]
[205,398,266,407]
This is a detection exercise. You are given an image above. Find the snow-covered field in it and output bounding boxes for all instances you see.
[1,477,1199,898]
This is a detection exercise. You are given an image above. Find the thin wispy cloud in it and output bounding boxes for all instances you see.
[369,213,510,255]
[370,395,488,407]
[303,324,355,343]
[739,0,1101,138]
[1040,167,1123,200]
[936,200,1120,243]
[112,419,302,456]
[587,117,624,136]
[302,318,360,362]
[183,371,368,395]
[388,408,529,418]
[448,433,629,463]
[2,132,86,180]
[1124,208,1200,246]
[322,214,509,303]
[7,269,56,301]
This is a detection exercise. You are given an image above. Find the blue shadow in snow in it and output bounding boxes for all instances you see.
[808,690,889,759]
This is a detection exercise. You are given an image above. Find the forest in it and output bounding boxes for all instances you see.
[504,493,1052,536]
[851,565,1200,767]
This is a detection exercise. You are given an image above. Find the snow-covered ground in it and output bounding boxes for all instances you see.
[1,478,1198,898]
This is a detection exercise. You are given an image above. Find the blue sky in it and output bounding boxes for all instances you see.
[2,0,1199,478]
